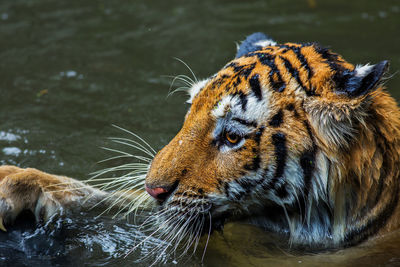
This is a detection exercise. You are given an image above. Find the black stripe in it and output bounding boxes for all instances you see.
[242,63,256,79]
[344,182,399,246]
[301,120,317,199]
[225,62,256,79]
[286,103,300,118]
[224,182,231,198]
[232,175,266,200]
[249,74,262,100]
[254,126,265,144]
[373,167,386,208]
[292,46,313,80]
[275,184,289,199]
[367,120,391,211]
[232,117,257,128]
[314,45,339,63]
[303,120,315,142]
[225,62,241,71]
[248,52,274,66]
[279,56,307,93]
[243,127,264,171]
[244,155,260,171]
[248,52,286,93]
[236,178,256,190]
[270,132,287,185]
[216,179,225,192]
[209,75,229,90]
[344,110,399,246]
[292,46,315,95]
[236,177,264,192]
[238,92,248,111]
[269,110,283,127]
[300,148,316,198]
[313,45,350,92]
[232,76,242,88]
[270,75,286,93]
[286,103,295,111]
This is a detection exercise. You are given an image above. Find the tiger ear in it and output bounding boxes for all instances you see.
[305,61,389,148]
[235,32,276,58]
[336,60,389,97]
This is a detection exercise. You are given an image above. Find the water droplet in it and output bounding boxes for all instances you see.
[0,131,20,141]
[378,11,387,18]
[3,147,21,156]
[66,70,77,77]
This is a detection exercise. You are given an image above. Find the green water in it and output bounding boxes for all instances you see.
[0,0,399,266]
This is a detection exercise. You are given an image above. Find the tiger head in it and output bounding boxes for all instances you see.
[144,33,399,248]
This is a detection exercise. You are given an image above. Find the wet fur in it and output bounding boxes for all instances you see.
[0,34,399,260]
[145,38,400,248]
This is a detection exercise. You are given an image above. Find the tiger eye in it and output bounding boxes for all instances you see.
[226,132,240,144]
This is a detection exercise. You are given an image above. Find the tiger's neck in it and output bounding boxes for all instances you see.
[329,91,400,246]
[252,91,400,248]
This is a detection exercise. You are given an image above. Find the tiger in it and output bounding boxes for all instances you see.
[0,32,399,258]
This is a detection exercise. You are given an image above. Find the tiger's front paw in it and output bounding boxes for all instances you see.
[0,186,60,231]
[0,166,78,231]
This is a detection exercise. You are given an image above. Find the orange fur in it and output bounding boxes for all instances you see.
[145,42,400,247]
[0,40,398,251]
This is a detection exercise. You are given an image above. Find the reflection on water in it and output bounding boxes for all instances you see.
[203,224,400,267]
[0,211,178,267]
[0,0,399,266]
[2,212,400,267]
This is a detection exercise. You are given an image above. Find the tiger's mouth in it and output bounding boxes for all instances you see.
[153,193,233,233]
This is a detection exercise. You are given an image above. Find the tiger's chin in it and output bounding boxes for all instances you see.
[156,197,269,237]
[167,198,334,249]
[151,197,237,240]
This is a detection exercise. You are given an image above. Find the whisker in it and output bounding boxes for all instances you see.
[167,74,194,87]
[201,212,212,262]
[89,165,148,181]
[100,147,152,163]
[173,57,198,83]
[108,138,155,158]
[96,154,149,164]
[192,215,205,255]
[91,180,146,212]
[108,137,155,157]
[113,191,150,218]
[146,215,190,262]
[111,124,156,155]
[99,184,146,215]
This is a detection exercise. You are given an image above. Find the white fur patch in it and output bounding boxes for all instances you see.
[212,95,235,118]
[312,151,329,202]
[212,92,272,123]
[254,39,277,47]
[244,94,271,122]
[266,157,303,205]
[354,64,373,77]
[186,79,209,104]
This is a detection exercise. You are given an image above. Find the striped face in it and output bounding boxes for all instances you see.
[145,37,390,242]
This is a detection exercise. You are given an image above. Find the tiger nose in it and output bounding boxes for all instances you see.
[145,186,168,200]
[145,182,178,201]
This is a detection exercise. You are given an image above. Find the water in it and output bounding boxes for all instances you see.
[0,0,399,266]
